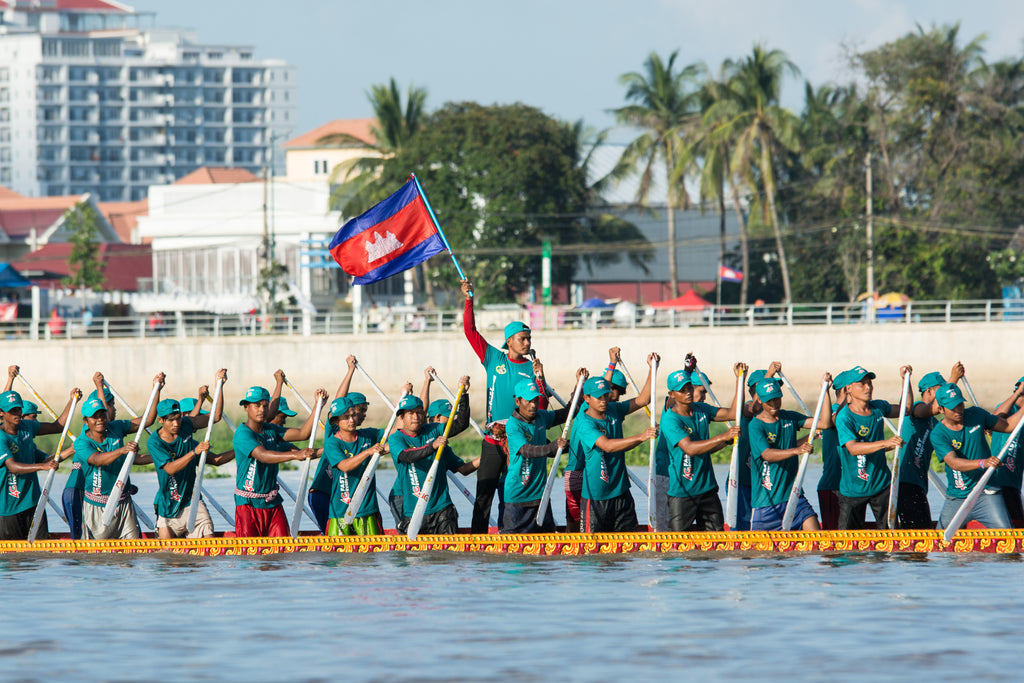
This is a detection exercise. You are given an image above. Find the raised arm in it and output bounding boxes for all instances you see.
[282,388,328,442]
[267,369,285,421]
[461,279,488,363]
[420,366,434,407]
[993,382,1024,419]
[801,373,834,431]
[336,355,357,399]
[713,362,748,422]
[129,372,164,432]
[886,365,913,419]
[37,387,82,436]
[626,352,659,415]
[4,365,16,393]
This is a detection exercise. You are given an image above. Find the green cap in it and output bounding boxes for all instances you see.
[689,371,706,387]
[178,397,209,415]
[936,383,965,409]
[346,392,368,407]
[833,366,876,390]
[608,370,627,391]
[583,377,612,397]
[426,399,453,419]
[514,380,543,401]
[397,395,424,413]
[156,399,181,418]
[0,391,22,413]
[81,396,107,418]
[20,400,38,416]
[747,369,767,388]
[329,396,355,419]
[501,321,530,349]
[667,370,694,392]
[276,397,297,417]
[87,388,115,405]
[755,379,783,402]
[239,386,270,406]
[917,372,945,393]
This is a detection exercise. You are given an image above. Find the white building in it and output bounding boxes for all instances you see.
[0,0,296,201]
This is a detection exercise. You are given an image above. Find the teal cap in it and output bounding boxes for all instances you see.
[81,396,107,418]
[833,366,876,390]
[667,370,694,392]
[276,397,297,417]
[936,383,965,409]
[501,321,530,349]
[608,370,627,391]
[755,379,783,402]
[514,380,542,401]
[156,399,181,418]
[689,371,706,387]
[20,400,38,416]
[329,396,355,419]
[178,397,209,415]
[747,369,767,387]
[0,391,22,413]
[918,372,945,393]
[427,399,453,418]
[583,377,612,397]
[346,392,368,407]
[87,388,115,405]
[397,395,424,413]
[239,386,270,406]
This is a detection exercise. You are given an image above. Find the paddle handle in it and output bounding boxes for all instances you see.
[28,393,78,543]
[284,378,326,432]
[886,371,913,529]
[342,393,404,525]
[695,368,732,428]
[960,375,980,407]
[188,378,223,533]
[778,370,812,415]
[537,376,585,526]
[290,396,324,537]
[101,381,160,527]
[16,374,77,439]
[408,384,465,539]
[105,380,152,435]
[647,358,658,530]
[724,369,745,530]
[616,359,652,418]
[429,370,486,438]
[782,379,829,531]
[355,362,397,412]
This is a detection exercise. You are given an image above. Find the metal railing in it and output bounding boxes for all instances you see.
[4,299,1021,341]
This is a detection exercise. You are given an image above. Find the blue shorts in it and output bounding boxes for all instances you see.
[751,495,817,531]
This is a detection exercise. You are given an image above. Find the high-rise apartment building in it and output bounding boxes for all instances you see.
[0,0,296,200]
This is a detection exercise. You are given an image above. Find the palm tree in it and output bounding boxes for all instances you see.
[612,51,702,298]
[319,78,427,216]
[716,45,801,303]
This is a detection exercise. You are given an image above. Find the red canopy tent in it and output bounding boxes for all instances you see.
[649,290,712,310]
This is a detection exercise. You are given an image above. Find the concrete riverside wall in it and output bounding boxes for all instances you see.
[5,322,1022,421]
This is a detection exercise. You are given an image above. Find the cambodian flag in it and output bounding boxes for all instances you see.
[719,265,743,283]
[329,177,447,285]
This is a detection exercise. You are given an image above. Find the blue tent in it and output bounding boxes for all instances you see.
[0,263,31,288]
[578,297,614,309]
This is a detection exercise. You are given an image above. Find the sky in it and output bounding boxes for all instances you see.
[124,0,1024,142]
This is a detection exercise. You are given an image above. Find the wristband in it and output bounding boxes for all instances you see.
[978,459,986,470]
[606,362,616,373]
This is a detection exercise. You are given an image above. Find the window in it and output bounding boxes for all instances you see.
[313,159,330,175]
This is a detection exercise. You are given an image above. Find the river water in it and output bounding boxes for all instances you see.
[3,467,1019,681]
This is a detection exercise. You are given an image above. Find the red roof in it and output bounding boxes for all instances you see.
[97,199,148,243]
[12,243,151,291]
[15,1,134,12]
[0,196,81,240]
[173,167,260,185]
[649,290,712,309]
[284,119,377,148]
[0,185,24,200]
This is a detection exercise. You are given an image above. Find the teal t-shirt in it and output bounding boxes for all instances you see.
[324,428,382,520]
[991,405,1024,490]
[653,405,670,478]
[565,401,629,473]
[748,410,809,508]
[482,345,538,425]
[897,403,936,490]
[929,407,999,499]
[233,422,290,509]
[815,404,842,491]
[0,419,44,516]
[660,402,720,498]
[835,400,892,497]
[735,409,752,488]
[388,424,464,517]
[309,421,340,493]
[147,418,199,518]
[569,402,632,501]
[74,420,133,507]
[504,410,557,504]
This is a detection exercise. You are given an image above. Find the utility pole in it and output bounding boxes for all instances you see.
[865,152,874,303]
[261,165,270,272]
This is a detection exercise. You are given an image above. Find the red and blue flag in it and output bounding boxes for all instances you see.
[719,265,743,283]
[329,178,447,285]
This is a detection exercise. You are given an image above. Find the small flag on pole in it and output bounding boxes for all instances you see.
[329,177,447,285]
[719,265,743,283]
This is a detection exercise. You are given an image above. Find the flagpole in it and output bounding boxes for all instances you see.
[410,173,471,296]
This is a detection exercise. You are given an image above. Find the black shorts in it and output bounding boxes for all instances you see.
[583,492,638,533]
[896,482,932,529]
[668,488,724,531]
[419,505,459,535]
[389,494,407,534]
[1002,487,1024,525]
[500,501,556,534]
[0,508,36,541]
[837,488,889,530]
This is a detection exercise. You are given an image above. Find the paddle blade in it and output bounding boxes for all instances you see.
[407,459,442,540]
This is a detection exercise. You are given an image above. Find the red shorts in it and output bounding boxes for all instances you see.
[817,490,840,531]
[235,504,290,538]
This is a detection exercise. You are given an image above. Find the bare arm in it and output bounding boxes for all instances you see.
[336,356,357,399]
[679,424,740,456]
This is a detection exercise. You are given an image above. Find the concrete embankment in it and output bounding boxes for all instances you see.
[7,321,1020,419]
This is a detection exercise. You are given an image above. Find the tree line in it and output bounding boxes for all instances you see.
[328,23,1024,305]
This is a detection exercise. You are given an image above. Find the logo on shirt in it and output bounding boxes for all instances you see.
[968,426,980,434]
[857,425,870,437]
[767,431,777,445]
[760,463,773,491]
[951,438,962,451]
[6,474,19,499]
[953,470,967,491]
[857,454,868,481]
[496,364,508,375]
[682,454,692,481]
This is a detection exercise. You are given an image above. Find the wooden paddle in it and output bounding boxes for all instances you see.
[428,370,485,437]
[885,371,913,529]
[14,373,70,523]
[407,384,465,540]
[694,368,733,428]
[27,392,78,543]
[187,378,223,533]
[283,378,326,432]
[536,375,585,527]
[289,395,324,537]
[101,380,160,527]
[724,368,746,530]
[781,379,829,531]
[960,375,980,407]
[341,392,404,526]
[646,358,658,531]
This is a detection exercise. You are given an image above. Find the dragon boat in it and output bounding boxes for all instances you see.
[1,527,1021,556]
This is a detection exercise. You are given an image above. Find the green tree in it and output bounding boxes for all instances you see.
[62,201,106,291]
[380,102,647,302]
[613,50,702,298]
[322,78,428,217]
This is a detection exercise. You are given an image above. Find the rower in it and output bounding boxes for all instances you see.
[659,365,743,531]
[503,372,585,534]
[748,376,833,531]
[388,377,479,535]
[233,385,324,538]
[733,361,782,531]
[461,278,548,533]
[991,376,1024,526]
[815,386,846,530]
[148,370,233,539]
[0,388,78,540]
[76,372,164,539]
[570,358,658,534]
[931,382,1024,530]
[832,365,910,530]
[323,396,386,536]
